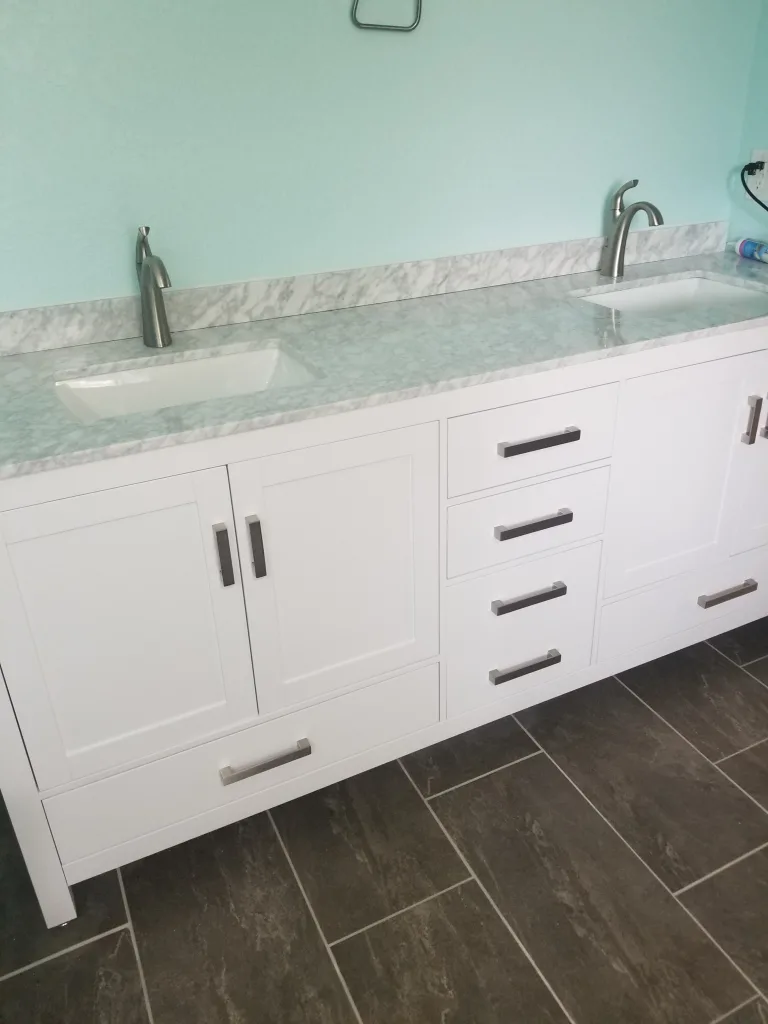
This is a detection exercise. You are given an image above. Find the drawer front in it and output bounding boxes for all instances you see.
[447,467,610,579]
[447,384,618,497]
[599,549,768,663]
[45,664,439,868]
[445,543,601,717]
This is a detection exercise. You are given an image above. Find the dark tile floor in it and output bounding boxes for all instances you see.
[3,628,768,1023]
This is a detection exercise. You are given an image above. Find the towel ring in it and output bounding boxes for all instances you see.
[351,0,422,32]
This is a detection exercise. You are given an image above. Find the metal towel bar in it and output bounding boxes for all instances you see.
[351,0,422,31]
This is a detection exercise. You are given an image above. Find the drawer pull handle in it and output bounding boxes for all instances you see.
[742,396,763,445]
[246,516,268,578]
[213,524,236,588]
[490,649,562,686]
[498,426,581,459]
[220,738,312,786]
[492,581,567,617]
[698,579,758,610]
[495,508,574,543]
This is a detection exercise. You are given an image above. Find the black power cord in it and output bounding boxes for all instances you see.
[741,161,768,215]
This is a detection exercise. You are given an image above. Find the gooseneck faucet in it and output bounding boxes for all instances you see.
[599,180,664,281]
[136,226,172,348]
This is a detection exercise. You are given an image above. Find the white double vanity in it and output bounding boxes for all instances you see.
[3,257,768,926]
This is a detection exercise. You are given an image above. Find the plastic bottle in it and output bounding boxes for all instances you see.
[732,238,768,263]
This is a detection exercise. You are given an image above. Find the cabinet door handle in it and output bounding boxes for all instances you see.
[498,426,580,459]
[491,581,567,617]
[742,396,763,445]
[220,738,311,786]
[698,578,758,610]
[490,649,561,686]
[246,516,268,578]
[495,508,574,543]
[213,524,236,587]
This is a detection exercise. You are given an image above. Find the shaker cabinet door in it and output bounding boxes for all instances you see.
[723,350,768,556]
[603,352,767,598]
[0,469,256,790]
[229,423,439,714]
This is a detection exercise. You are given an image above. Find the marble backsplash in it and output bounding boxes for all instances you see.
[0,220,727,356]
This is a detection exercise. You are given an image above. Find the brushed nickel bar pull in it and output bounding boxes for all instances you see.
[220,738,311,786]
[490,649,562,687]
[213,524,236,588]
[698,579,758,610]
[495,508,574,543]
[246,515,268,578]
[742,396,763,445]
[491,581,567,617]
[498,426,580,459]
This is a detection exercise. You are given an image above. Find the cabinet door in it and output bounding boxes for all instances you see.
[724,350,768,555]
[604,352,767,598]
[229,423,439,713]
[0,469,256,790]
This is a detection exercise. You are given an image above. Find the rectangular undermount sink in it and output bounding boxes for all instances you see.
[56,347,316,423]
[579,276,768,316]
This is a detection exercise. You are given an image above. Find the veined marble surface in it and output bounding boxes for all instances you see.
[0,221,726,356]
[1,250,768,481]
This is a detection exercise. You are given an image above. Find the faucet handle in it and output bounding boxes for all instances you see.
[611,179,639,220]
[135,225,153,279]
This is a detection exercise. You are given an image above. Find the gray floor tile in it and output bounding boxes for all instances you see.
[711,617,768,666]
[721,740,768,809]
[745,656,768,687]
[123,814,355,1024]
[618,643,768,761]
[272,762,467,942]
[0,796,125,979]
[432,753,751,1024]
[719,1000,768,1023]
[681,847,768,994]
[0,930,146,1024]
[518,677,768,890]
[333,880,567,1024]
[401,715,538,797]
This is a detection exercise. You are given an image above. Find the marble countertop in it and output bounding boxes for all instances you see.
[3,251,768,480]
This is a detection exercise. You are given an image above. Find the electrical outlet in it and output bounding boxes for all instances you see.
[750,150,768,195]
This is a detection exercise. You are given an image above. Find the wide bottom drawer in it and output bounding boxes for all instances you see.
[599,548,768,663]
[45,664,439,868]
[445,542,601,717]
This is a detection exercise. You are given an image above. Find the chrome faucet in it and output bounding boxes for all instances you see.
[135,226,172,348]
[599,180,664,281]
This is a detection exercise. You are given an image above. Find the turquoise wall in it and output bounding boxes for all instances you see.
[732,0,768,241]
[0,0,762,311]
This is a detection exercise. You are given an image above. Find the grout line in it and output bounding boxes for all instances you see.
[512,714,766,1004]
[329,878,472,947]
[674,840,768,896]
[117,868,155,1024]
[716,736,768,765]
[267,811,364,1024]
[705,640,768,692]
[728,648,768,671]
[424,749,543,801]
[709,994,760,1024]
[614,676,768,819]
[397,758,579,1024]
[0,925,129,984]
[743,652,768,668]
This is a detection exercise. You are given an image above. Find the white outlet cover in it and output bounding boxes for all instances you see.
[750,150,768,196]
